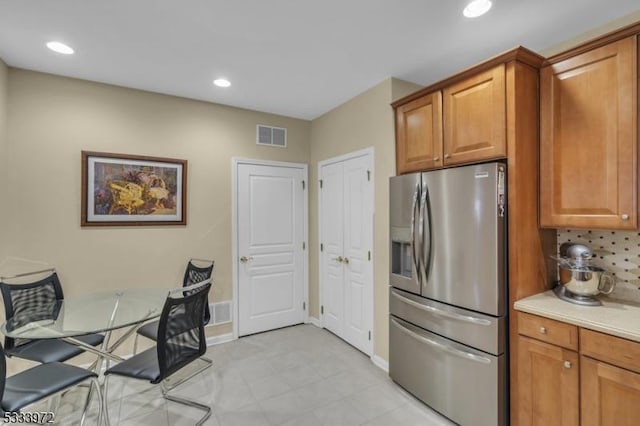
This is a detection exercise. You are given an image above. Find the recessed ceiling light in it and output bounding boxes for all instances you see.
[463,0,492,18]
[213,78,231,88]
[46,41,74,55]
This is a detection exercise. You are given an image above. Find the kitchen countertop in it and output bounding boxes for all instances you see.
[514,290,640,343]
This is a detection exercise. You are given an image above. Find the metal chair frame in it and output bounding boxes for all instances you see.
[104,280,212,426]
[0,346,105,426]
[132,259,214,390]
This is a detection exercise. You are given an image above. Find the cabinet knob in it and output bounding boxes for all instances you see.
[563,361,572,369]
[539,326,547,334]
[621,214,630,220]
[333,256,344,263]
[444,154,450,159]
[343,257,350,264]
[433,157,440,162]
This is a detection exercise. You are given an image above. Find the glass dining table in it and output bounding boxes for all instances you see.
[0,288,171,425]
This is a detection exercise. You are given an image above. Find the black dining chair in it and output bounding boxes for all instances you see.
[0,342,104,424]
[133,259,214,354]
[104,280,212,426]
[0,271,105,364]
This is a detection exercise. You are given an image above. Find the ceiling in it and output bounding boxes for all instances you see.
[0,1,638,120]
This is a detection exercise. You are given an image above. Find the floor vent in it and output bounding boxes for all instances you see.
[209,301,232,325]
[257,125,287,148]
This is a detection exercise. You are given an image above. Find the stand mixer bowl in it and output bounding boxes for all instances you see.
[552,243,616,303]
[559,264,615,296]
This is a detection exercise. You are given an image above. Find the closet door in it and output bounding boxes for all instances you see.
[342,155,373,354]
[320,161,345,338]
[319,150,373,355]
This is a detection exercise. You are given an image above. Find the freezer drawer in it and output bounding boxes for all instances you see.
[389,316,506,426]
[389,287,505,355]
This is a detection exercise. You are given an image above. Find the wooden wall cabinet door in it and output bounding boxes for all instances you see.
[395,91,443,174]
[540,36,638,229]
[581,356,640,426]
[517,336,579,426]
[443,65,506,166]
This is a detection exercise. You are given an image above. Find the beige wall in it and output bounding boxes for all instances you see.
[309,77,421,361]
[540,10,640,56]
[0,59,7,262]
[4,69,310,342]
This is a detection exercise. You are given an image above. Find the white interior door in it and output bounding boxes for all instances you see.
[342,155,373,354]
[237,162,306,336]
[319,149,373,355]
[320,161,344,337]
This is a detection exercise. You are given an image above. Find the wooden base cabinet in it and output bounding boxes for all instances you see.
[517,336,579,426]
[581,356,640,426]
[517,312,640,425]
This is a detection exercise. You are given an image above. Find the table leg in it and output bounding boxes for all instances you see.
[79,326,114,426]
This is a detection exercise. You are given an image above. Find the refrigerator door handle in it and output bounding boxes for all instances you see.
[411,180,421,284]
[391,318,492,365]
[391,290,492,326]
[419,184,431,284]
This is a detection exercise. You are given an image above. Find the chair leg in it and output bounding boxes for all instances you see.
[160,381,211,426]
[79,379,94,426]
[100,375,111,426]
[163,356,212,391]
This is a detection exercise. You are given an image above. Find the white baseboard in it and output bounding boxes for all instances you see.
[206,332,235,346]
[305,316,322,327]
[371,354,389,372]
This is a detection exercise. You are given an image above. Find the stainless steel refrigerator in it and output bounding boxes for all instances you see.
[389,162,507,426]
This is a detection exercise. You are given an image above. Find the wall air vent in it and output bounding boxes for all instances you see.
[209,301,232,325]
[257,125,287,148]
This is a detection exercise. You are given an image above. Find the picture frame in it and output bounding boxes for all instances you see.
[81,151,187,226]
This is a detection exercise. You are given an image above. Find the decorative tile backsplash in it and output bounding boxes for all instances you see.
[557,229,640,303]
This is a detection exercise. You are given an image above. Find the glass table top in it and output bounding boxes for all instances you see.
[1,288,170,339]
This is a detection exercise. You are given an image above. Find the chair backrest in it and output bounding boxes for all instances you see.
[0,273,64,350]
[182,260,214,324]
[154,281,211,384]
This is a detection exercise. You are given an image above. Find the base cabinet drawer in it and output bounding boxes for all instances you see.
[580,328,640,374]
[581,356,640,426]
[518,312,578,350]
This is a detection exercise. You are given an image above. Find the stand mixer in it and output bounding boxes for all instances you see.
[551,243,615,306]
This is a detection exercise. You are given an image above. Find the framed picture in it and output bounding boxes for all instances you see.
[81,151,187,226]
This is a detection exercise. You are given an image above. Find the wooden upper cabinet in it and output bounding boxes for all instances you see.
[540,36,638,229]
[395,91,443,174]
[443,65,507,166]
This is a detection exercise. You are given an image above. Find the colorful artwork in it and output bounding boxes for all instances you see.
[81,151,187,226]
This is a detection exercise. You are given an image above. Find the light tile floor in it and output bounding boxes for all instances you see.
[50,324,455,425]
